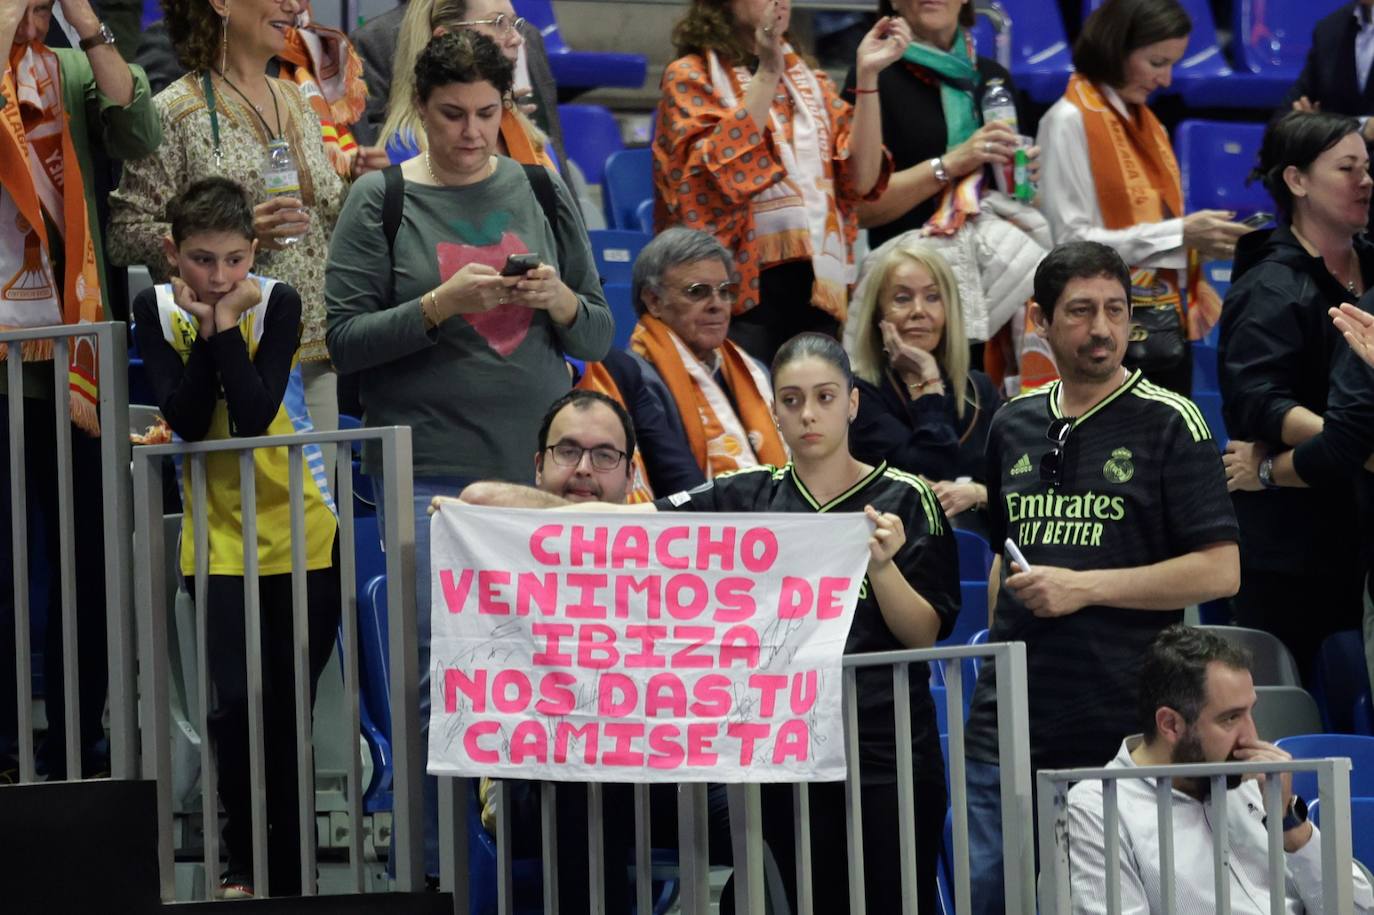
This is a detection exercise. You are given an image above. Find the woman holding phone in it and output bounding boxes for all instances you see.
[461,332,959,913]
[324,30,610,878]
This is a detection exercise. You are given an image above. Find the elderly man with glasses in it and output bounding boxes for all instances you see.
[957,241,1242,915]
[580,227,789,501]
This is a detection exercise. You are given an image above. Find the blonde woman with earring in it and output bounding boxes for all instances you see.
[110,0,386,465]
[377,0,553,166]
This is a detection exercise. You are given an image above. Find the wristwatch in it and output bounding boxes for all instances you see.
[78,22,117,52]
[1257,456,1280,490]
[1282,795,1309,831]
[930,157,950,185]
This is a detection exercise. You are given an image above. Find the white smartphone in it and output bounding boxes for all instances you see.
[1004,538,1032,573]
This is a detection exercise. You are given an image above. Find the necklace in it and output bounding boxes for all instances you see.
[424,152,495,187]
[213,68,283,139]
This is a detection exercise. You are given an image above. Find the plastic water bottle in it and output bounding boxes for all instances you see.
[981,78,1017,132]
[262,138,302,247]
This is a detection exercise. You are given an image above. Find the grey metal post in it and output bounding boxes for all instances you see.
[1035,772,1069,915]
[793,783,813,915]
[676,783,710,914]
[588,782,606,913]
[96,325,135,779]
[287,444,318,893]
[1263,773,1285,915]
[132,446,175,899]
[944,656,970,913]
[727,783,765,915]
[1317,756,1355,914]
[380,428,423,891]
[891,663,918,912]
[334,444,366,893]
[7,353,34,783]
[239,449,270,896]
[633,784,651,915]
[495,780,514,915]
[191,455,219,898]
[1103,780,1120,915]
[50,338,81,781]
[1208,775,1229,913]
[1156,777,1176,915]
[842,666,865,914]
[438,776,471,915]
[542,782,561,915]
[995,642,1035,914]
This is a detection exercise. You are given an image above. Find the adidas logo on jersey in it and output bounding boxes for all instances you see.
[1010,453,1033,476]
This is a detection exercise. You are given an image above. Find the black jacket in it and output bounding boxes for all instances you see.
[851,368,999,483]
[1217,224,1374,572]
[1284,2,1374,118]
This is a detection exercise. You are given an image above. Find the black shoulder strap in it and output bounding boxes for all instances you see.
[522,163,565,267]
[381,164,404,258]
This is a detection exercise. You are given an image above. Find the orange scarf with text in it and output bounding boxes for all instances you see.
[0,43,103,434]
[1064,74,1220,341]
[575,363,656,504]
[279,16,366,178]
[631,314,787,478]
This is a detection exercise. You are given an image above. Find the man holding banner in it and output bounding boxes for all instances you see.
[450,333,959,913]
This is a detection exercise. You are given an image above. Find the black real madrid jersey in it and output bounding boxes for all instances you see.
[964,370,1238,772]
[656,461,960,785]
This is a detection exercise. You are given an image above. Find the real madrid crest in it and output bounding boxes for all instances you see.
[1103,447,1134,484]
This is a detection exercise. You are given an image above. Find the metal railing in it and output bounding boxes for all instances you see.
[131,425,422,900]
[3,321,134,783]
[436,640,1035,915]
[1036,757,1357,914]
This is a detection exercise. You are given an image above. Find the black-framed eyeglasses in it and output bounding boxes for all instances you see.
[673,281,739,304]
[1039,417,1073,488]
[453,13,526,34]
[545,442,627,472]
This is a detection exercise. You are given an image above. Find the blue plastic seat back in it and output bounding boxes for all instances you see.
[990,0,1073,101]
[1276,733,1374,801]
[1311,629,1373,733]
[603,282,638,351]
[513,0,646,90]
[359,574,392,742]
[636,198,656,235]
[1308,797,1374,870]
[559,104,624,186]
[1234,0,1348,73]
[1175,120,1272,219]
[589,229,651,287]
[943,581,989,650]
[604,148,655,230]
[512,0,565,52]
[954,528,994,581]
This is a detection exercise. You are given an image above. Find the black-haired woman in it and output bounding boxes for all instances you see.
[1036,0,1249,393]
[461,332,959,913]
[1219,110,1374,682]
[325,30,612,876]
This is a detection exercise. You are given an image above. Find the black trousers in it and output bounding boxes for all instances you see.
[719,776,947,914]
[728,262,840,368]
[205,540,341,894]
[0,395,108,778]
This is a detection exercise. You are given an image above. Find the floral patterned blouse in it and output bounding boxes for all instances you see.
[109,73,346,362]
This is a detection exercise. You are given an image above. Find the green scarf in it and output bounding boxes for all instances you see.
[901,28,981,150]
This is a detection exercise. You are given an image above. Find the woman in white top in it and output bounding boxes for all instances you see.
[1035,0,1248,394]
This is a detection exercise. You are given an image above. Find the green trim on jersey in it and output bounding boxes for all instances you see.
[1047,369,1143,424]
[883,467,947,535]
[1130,381,1213,443]
[789,460,890,512]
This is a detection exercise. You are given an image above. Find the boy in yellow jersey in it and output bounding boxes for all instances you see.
[130,177,340,899]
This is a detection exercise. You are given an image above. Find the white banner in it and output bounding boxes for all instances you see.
[426,504,871,783]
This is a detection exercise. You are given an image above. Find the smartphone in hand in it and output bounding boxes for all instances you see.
[501,253,541,277]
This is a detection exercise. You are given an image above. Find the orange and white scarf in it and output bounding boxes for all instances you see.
[1064,74,1221,341]
[0,43,103,434]
[632,314,788,478]
[279,11,366,178]
[707,45,851,320]
[576,363,656,504]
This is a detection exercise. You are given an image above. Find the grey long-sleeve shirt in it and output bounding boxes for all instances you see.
[325,158,612,479]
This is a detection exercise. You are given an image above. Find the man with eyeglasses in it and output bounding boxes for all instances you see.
[957,241,1241,915]
[579,227,788,501]
[534,388,636,504]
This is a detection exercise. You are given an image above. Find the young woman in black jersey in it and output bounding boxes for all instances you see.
[460,332,960,912]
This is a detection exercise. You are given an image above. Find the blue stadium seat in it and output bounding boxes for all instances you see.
[1359,693,1374,737]
[604,148,654,230]
[589,229,651,286]
[945,581,989,650]
[962,628,991,711]
[513,0,647,93]
[636,198,656,235]
[1276,734,1374,802]
[357,574,395,810]
[1192,389,1227,449]
[558,104,624,186]
[1231,0,1348,107]
[1311,629,1373,734]
[1176,121,1272,220]
[603,282,638,351]
[1191,341,1219,395]
[933,684,949,735]
[1308,797,1374,870]
[954,528,994,582]
[990,0,1074,103]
